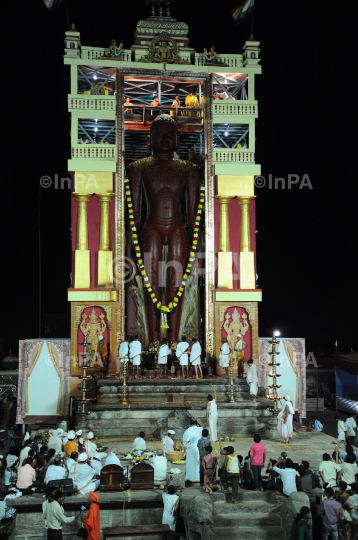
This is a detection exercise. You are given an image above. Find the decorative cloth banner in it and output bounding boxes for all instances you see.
[124,176,205,326]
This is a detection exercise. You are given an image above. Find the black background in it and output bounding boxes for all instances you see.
[2,0,357,357]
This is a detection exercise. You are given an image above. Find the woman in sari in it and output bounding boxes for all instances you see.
[277,394,295,443]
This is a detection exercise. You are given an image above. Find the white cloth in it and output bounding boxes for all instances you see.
[162,492,179,532]
[235,339,243,351]
[219,343,230,367]
[190,343,202,365]
[346,494,358,520]
[119,341,129,362]
[158,344,170,365]
[150,455,168,482]
[162,436,174,454]
[45,465,68,484]
[62,437,68,447]
[84,439,107,460]
[18,447,30,468]
[183,426,203,481]
[6,454,18,468]
[43,500,75,529]
[277,400,294,441]
[338,420,347,440]
[318,460,342,487]
[247,364,258,396]
[66,458,76,472]
[133,437,146,450]
[346,417,357,437]
[104,453,122,467]
[272,466,297,496]
[176,342,189,366]
[48,435,63,455]
[208,399,218,442]
[130,340,142,366]
[69,463,99,494]
[341,462,358,485]
[90,458,103,477]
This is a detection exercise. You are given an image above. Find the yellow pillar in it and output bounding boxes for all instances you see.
[97,193,114,287]
[215,196,233,289]
[238,196,255,289]
[74,193,91,288]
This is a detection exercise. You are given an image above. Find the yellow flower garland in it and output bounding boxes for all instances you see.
[124,176,205,327]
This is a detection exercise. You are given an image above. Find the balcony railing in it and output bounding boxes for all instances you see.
[195,53,243,68]
[71,145,116,159]
[69,95,115,111]
[81,47,132,62]
[213,149,255,163]
[212,100,257,116]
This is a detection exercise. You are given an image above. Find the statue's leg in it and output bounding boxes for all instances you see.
[167,226,188,341]
[141,225,162,342]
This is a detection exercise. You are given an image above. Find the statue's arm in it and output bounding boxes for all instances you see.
[127,164,142,229]
[187,166,201,239]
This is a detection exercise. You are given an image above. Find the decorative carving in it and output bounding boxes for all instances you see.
[137,32,190,64]
[79,308,107,364]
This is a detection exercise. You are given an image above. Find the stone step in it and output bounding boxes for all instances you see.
[214,526,286,540]
[220,490,276,503]
[214,512,282,528]
[214,500,280,515]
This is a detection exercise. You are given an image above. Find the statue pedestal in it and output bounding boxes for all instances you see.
[75,250,91,288]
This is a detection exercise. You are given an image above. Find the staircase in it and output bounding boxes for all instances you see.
[213,490,285,540]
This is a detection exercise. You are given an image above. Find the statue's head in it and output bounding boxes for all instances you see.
[150,114,177,155]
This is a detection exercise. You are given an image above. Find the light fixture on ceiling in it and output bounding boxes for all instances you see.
[94,75,97,80]
[94,127,98,132]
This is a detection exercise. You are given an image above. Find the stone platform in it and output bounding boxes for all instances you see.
[7,486,285,540]
[77,378,274,439]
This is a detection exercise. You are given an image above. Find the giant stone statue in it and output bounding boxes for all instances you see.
[126,115,201,342]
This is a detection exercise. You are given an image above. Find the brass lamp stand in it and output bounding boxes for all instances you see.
[266,331,282,417]
[121,359,129,405]
[229,356,235,403]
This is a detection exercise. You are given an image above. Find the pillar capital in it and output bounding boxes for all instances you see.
[97,193,115,204]
[237,195,255,207]
[74,193,92,204]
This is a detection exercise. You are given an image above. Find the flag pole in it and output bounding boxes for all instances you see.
[251,10,254,38]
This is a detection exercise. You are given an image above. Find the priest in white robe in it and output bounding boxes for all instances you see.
[183,419,203,481]
[118,336,129,378]
[84,432,107,460]
[161,430,177,454]
[176,337,190,379]
[190,338,202,379]
[69,453,100,495]
[130,335,142,378]
[219,338,230,377]
[277,394,295,443]
[246,359,258,401]
[158,338,170,378]
[90,454,103,477]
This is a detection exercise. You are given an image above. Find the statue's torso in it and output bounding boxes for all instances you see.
[130,157,196,232]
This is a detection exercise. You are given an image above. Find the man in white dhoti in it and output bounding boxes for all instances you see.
[190,338,202,379]
[162,481,179,534]
[130,335,142,378]
[207,385,218,442]
[45,457,68,484]
[69,453,100,494]
[183,419,203,481]
[246,359,258,401]
[150,450,168,483]
[277,394,294,444]
[48,429,64,456]
[118,336,129,378]
[162,430,177,454]
[176,336,190,379]
[84,432,107,460]
[219,338,230,377]
[158,338,170,378]
[132,431,146,453]
[90,453,103,476]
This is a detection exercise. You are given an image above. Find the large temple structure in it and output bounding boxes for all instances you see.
[65,3,262,388]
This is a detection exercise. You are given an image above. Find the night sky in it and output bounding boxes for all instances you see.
[2,0,357,357]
